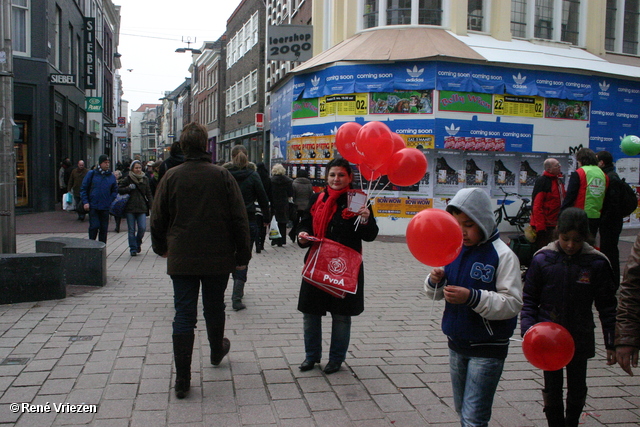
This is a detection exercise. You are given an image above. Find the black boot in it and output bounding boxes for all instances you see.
[232,279,246,311]
[172,333,195,399]
[565,394,586,427]
[206,320,231,366]
[542,390,565,427]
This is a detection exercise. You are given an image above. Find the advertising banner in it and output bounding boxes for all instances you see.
[292,98,319,119]
[492,152,520,196]
[544,98,589,120]
[319,94,368,117]
[369,90,433,114]
[494,95,544,118]
[439,91,492,114]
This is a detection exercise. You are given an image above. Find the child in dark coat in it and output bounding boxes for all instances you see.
[521,207,617,427]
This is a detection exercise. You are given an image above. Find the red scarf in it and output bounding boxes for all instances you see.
[311,186,350,238]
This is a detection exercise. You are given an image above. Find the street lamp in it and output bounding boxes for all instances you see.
[175,37,201,54]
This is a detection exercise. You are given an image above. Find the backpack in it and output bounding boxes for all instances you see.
[619,178,639,218]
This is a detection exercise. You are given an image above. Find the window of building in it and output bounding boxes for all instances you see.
[623,0,639,54]
[149,138,155,148]
[251,70,258,104]
[68,24,74,74]
[605,0,617,51]
[243,75,251,108]
[418,0,443,25]
[54,6,61,69]
[468,0,484,31]
[511,0,582,46]
[561,0,580,45]
[12,0,30,55]
[387,0,412,25]
[535,0,554,40]
[227,11,260,68]
[511,0,527,38]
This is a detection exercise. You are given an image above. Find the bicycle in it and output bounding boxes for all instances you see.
[494,187,531,233]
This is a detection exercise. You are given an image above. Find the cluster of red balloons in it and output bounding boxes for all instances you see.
[335,121,428,187]
[522,322,575,371]
[406,209,463,266]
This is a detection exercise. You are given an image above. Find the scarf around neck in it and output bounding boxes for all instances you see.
[129,170,145,184]
[311,186,350,239]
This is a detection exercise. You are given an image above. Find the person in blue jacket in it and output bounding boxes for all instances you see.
[425,187,523,427]
[80,154,118,243]
[521,207,617,427]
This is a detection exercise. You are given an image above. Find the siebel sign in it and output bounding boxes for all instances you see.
[84,18,96,89]
[50,74,76,85]
[267,25,313,62]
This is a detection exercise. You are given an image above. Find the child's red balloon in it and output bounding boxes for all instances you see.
[377,133,406,175]
[387,148,428,187]
[522,322,575,371]
[355,121,394,170]
[406,209,463,266]
[358,163,381,181]
[335,122,363,164]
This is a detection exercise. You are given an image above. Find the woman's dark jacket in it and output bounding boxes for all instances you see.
[271,174,293,223]
[297,191,379,316]
[521,241,617,359]
[118,175,153,214]
[223,162,270,222]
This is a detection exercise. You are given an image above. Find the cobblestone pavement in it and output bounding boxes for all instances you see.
[1,212,639,426]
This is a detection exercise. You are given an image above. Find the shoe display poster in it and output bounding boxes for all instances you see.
[492,152,519,196]
[464,151,492,189]
[434,150,464,196]
[519,153,545,195]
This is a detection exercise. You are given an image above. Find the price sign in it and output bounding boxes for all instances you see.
[494,95,544,118]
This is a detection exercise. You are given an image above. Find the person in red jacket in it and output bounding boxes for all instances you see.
[530,158,565,249]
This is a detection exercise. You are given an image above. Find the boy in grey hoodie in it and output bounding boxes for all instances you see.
[425,187,523,426]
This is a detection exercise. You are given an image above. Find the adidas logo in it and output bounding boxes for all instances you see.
[311,76,320,87]
[599,81,610,92]
[406,65,424,78]
[330,126,339,135]
[445,123,460,136]
[513,73,527,85]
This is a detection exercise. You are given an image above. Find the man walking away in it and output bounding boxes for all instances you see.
[151,122,251,399]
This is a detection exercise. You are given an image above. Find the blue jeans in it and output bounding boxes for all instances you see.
[171,275,228,334]
[303,313,351,363]
[125,212,146,253]
[231,220,258,282]
[88,209,110,243]
[449,349,505,427]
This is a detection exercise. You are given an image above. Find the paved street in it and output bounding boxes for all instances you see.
[1,211,639,426]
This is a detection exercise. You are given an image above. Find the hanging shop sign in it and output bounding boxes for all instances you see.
[50,74,76,85]
[267,25,313,62]
[86,97,102,113]
[84,18,96,89]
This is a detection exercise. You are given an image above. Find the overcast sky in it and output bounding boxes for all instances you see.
[116,0,242,117]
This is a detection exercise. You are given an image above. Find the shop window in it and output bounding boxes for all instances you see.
[468,0,484,31]
[511,0,528,38]
[418,0,443,26]
[387,0,412,25]
[363,0,379,29]
[14,120,28,207]
[561,0,580,45]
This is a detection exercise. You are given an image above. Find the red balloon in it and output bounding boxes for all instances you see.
[355,121,394,170]
[358,164,381,181]
[406,209,463,266]
[523,322,575,371]
[335,122,364,164]
[377,133,407,175]
[386,148,428,187]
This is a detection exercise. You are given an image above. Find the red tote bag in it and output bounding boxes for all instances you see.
[302,238,362,298]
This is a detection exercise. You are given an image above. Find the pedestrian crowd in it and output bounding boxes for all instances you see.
[55,128,640,427]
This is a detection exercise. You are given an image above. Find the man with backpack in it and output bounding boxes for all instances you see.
[598,150,638,287]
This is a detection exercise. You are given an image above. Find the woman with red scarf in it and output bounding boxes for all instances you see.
[296,158,379,374]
